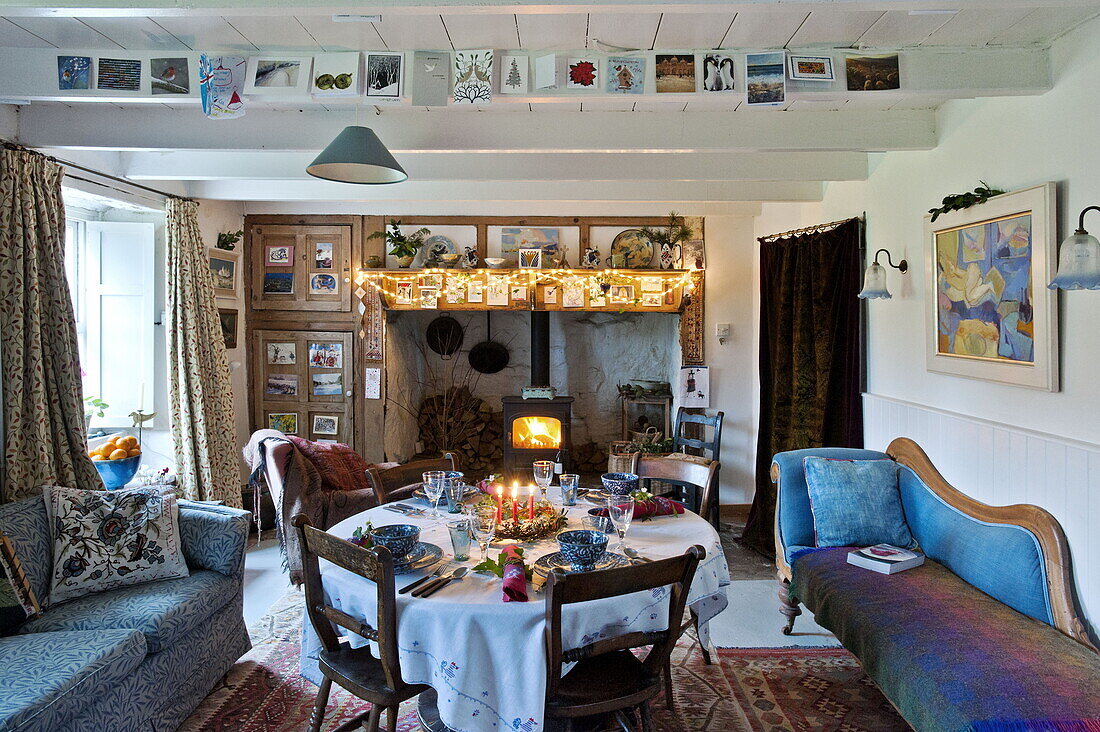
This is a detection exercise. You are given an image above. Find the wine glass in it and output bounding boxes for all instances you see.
[423,470,447,519]
[533,460,554,500]
[470,505,497,561]
[606,496,635,553]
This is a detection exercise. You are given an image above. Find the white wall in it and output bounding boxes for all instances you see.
[0,104,17,138]
[195,200,248,477]
[752,18,1100,629]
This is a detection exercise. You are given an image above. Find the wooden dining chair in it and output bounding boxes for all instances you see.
[544,546,704,731]
[635,453,721,533]
[293,514,429,732]
[365,453,459,504]
[672,408,724,462]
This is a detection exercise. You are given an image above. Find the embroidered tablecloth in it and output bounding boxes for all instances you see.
[300,495,730,732]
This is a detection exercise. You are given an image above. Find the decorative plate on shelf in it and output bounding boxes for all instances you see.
[611,229,654,268]
[392,542,444,574]
[424,235,458,260]
[533,551,631,576]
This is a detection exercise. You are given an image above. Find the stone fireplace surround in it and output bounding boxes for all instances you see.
[383,308,681,476]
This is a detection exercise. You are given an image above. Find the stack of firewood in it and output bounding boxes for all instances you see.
[571,441,609,477]
[418,393,503,476]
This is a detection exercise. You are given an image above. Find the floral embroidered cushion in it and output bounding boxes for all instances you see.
[44,486,190,605]
[0,534,40,634]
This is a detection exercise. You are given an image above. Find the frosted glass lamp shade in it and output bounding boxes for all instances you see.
[858,262,892,299]
[306,126,407,185]
[1048,231,1100,290]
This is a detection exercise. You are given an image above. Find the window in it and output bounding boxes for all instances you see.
[64,212,158,428]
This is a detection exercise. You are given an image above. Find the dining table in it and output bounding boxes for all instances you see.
[299,489,731,732]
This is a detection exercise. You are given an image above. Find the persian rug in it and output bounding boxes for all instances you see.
[181,590,910,731]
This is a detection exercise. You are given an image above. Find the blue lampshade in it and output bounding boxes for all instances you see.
[1048,230,1100,290]
[306,126,407,185]
[858,262,892,299]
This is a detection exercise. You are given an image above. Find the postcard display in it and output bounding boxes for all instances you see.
[55,50,902,111]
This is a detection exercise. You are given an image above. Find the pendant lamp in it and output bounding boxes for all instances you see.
[1048,205,1100,290]
[306,125,407,185]
[858,248,908,300]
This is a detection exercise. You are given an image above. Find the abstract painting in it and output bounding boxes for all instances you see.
[935,214,1034,362]
[266,245,293,266]
[151,57,189,94]
[788,54,834,82]
[501,227,560,264]
[453,50,492,104]
[312,415,338,435]
[606,57,645,94]
[58,55,91,90]
[655,54,695,93]
[268,413,298,434]
[926,183,1058,391]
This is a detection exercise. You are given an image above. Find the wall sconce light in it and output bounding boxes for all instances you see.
[858,249,908,300]
[1048,206,1100,290]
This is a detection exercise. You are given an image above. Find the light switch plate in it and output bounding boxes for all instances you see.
[716,323,731,338]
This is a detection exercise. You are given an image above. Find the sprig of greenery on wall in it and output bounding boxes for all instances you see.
[638,211,693,249]
[216,229,243,250]
[928,182,1006,222]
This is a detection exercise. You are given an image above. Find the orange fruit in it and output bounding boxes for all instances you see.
[128,449,141,457]
[119,436,138,449]
[91,455,105,461]
[109,449,129,461]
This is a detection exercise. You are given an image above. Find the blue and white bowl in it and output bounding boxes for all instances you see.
[369,524,421,562]
[557,529,609,572]
[94,455,142,490]
[601,472,639,496]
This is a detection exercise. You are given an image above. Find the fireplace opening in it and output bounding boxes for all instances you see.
[512,416,562,450]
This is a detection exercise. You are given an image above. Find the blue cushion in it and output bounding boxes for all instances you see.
[18,570,236,653]
[0,499,52,606]
[803,457,915,548]
[0,629,146,732]
[897,466,1052,624]
[773,448,891,551]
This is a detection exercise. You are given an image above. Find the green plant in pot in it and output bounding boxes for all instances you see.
[368,219,431,268]
[639,211,693,270]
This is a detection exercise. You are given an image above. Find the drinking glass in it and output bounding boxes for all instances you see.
[447,518,473,561]
[533,460,554,499]
[445,479,467,513]
[423,470,447,518]
[606,496,635,552]
[559,474,580,507]
[470,505,497,562]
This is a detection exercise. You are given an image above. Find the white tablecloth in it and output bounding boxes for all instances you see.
[300,494,730,732]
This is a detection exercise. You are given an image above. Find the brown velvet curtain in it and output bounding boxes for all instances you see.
[0,148,102,501]
[741,218,864,555]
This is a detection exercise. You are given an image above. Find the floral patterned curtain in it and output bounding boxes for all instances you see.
[166,199,241,507]
[0,148,102,502]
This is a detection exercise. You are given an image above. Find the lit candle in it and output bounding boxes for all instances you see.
[511,484,519,522]
[495,486,503,524]
[527,485,535,521]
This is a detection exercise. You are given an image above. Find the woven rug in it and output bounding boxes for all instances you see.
[180,590,910,731]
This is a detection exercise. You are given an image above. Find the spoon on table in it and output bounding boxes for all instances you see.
[624,547,653,564]
[416,567,468,598]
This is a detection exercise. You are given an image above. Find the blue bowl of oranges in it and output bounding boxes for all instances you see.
[89,435,142,490]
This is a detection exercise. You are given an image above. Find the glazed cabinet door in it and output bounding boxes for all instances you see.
[252,329,355,444]
[249,224,353,312]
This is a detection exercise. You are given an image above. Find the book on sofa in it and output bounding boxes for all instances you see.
[846,544,925,574]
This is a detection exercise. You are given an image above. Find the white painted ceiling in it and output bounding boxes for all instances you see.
[1,6,1096,53]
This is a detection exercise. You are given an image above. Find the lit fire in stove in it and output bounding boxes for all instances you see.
[512,416,562,449]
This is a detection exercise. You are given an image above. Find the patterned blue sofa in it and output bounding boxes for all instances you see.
[773,438,1100,732]
[0,497,252,732]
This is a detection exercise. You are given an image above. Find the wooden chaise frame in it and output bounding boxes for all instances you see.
[772,437,1095,650]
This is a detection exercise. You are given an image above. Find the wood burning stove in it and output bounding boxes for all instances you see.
[501,311,573,481]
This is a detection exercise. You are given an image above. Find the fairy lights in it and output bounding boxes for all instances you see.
[357,267,696,309]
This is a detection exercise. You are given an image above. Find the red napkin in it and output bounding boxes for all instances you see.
[591,496,686,520]
[501,545,528,603]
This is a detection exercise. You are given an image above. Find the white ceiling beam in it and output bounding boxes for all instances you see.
[182,178,824,202]
[17,105,937,153]
[5,1,1100,19]
[241,199,764,216]
[120,149,869,181]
